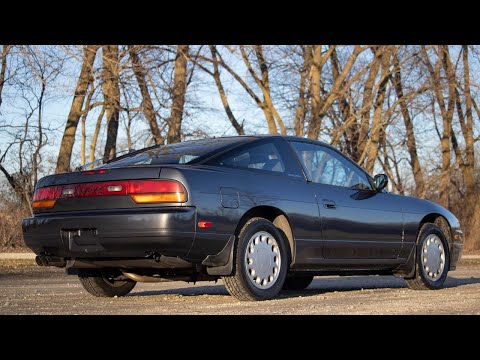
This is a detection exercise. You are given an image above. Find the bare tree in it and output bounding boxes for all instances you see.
[421,45,456,208]
[1,45,63,210]
[0,45,12,110]
[307,45,364,139]
[458,46,476,215]
[89,105,105,163]
[293,45,312,136]
[102,45,121,161]
[209,45,244,135]
[239,45,286,134]
[364,46,392,174]
[167,45,189,144]
[207,46,286,135]
[56,45,98,173]
[391,47,425,197]
[128,45,164,145]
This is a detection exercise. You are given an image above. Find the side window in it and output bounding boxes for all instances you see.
[213,142,285,173]
[290,142,371,189]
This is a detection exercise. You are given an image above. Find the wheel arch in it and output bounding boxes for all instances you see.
[417,213,453,245]
[396,213,453,279]
[235,206,295,265]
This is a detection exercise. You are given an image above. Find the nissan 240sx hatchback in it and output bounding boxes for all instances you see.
[23,136,464,301]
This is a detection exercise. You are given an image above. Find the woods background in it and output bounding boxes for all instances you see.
[0,45,479,250]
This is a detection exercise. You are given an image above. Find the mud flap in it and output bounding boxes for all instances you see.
[203,235,235,276]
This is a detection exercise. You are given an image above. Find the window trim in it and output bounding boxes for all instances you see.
[287,139,375,190]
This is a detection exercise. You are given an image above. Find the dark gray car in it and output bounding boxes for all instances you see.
[22,135,464,301]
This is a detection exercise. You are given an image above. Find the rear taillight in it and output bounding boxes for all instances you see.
[32,186,63,209]
[32,180,187,210]
[127,180,186,203]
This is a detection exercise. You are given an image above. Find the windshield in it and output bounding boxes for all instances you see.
[85,137,248,169]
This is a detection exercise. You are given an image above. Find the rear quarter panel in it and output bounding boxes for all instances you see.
[160,166,320,261]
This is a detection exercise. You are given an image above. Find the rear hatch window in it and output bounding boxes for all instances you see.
[97,137,250,169]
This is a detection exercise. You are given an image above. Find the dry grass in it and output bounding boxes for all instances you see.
[466,202,480,251]
[0,198,30,250]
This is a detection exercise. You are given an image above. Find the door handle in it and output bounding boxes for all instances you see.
[322,199,336,209]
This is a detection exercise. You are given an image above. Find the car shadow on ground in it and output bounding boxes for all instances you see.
[278,275,480,299]
[129,284,229,297]
[277,276,407,299]
[128,275,480,299]
[444,276,480,288]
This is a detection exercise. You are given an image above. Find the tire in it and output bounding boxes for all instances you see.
[405,222,450,290]
[223,217,288,301]
[283,275,314,291]
[79,271,136,297]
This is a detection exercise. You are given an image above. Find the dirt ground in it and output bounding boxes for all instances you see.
[1,259,480,315]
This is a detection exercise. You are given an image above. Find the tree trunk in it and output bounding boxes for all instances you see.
[294,45,312,137]
[254,46,286,135]
[308,45,362,140]
[214,47,277,135]
[102,45,121,162]
[391,48,425,197]
[56,45,98,173]
[357,47,382,162]
[167,45,189,144]
[439,46,456,208]
[239,46,279,134]
[89,105,105,163]
[209,45,244,135]
[0,45,12,110]
[461,45,475,216]
[32,81,46,189]
[421,46,456,208]
[80,82,94,166]
[331,46,355,159]
[128,45,163,145]
[307,45,322,139]
[365,46,391,174]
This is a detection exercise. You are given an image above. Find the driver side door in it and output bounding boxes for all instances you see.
[289,141,403,262]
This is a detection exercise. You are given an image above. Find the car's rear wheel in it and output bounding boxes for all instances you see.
[405,222,450,290]
[283,275,314,291]
[78,271,136,297]
[223,217,288,301]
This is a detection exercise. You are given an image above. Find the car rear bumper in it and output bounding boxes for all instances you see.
[22,207,196,259]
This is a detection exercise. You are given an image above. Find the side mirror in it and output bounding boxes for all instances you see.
[373,174,388,192]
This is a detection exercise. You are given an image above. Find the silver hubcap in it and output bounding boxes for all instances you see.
[244,231,281,289]
[421,234,445,281]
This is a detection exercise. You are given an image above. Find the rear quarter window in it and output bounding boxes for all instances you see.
[211,142,286,173]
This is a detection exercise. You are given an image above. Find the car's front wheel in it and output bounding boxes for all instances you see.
[78,271,136,297]
[223,217,288,301]
[405,222,450,290]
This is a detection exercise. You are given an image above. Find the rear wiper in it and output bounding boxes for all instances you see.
[75,158,104,172]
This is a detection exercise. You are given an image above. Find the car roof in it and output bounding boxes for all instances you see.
[207,134,333,149]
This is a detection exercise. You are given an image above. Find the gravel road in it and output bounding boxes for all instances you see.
[1,259,479,315]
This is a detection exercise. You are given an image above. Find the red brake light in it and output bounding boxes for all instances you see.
[32,186,63,209]
[81,169,108,175]
[32,180,186,210]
